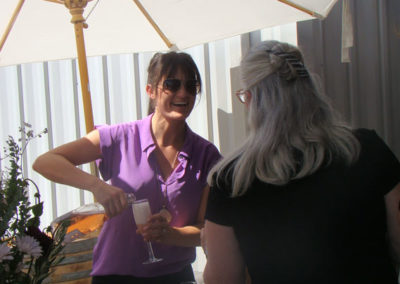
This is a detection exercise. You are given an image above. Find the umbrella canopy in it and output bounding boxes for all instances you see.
[1,0,338,134]
[0,0,338,195]
[1,0,337,67]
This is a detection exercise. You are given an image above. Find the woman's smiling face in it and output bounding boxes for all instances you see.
[150,69,197,122]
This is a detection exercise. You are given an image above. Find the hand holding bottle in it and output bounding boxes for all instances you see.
[91,181,135,218]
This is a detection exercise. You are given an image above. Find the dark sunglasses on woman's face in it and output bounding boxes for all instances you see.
[162,78,200,95]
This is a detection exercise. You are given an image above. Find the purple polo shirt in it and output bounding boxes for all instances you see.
[91,114,221,277]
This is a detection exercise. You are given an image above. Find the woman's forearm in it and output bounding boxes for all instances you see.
[140,217,204,247]
[144,185,210,247]
[385,183,400,269]
[162,224,203,247]
[33,152,103,193]
[33,151,130,218]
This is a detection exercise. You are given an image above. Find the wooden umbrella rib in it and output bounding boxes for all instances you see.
[43,0,64,4]
[0,0,26,52]
[1,0,66,52]
[132,0,173,49]
[278,0,323,19]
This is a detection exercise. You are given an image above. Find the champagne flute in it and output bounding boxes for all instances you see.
[132,198,163,264]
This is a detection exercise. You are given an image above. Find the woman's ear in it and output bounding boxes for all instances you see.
[146,84,157,99]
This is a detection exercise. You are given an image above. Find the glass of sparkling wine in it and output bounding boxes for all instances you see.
[132,198,163,264]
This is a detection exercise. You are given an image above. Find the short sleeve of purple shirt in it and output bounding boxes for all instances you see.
[92,115,221,277]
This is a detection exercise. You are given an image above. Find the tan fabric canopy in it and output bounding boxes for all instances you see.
[1,0,337,67]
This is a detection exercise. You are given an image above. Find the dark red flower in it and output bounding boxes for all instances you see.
[26,226,53,255]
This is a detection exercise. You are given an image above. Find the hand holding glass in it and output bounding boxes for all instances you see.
[132,199,163,264]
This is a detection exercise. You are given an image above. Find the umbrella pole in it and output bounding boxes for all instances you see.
[65,1,94,134]
[65,1,98,178]
[72,22,95,133]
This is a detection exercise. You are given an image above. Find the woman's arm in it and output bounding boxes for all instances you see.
[32,130,128,217]
[140,185,210,247]
[385,182,400,270]
[203,220,246,284]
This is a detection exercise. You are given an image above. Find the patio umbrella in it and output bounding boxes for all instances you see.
[0,0,338,134]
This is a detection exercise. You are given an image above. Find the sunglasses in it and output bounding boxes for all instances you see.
[161,78,200,95]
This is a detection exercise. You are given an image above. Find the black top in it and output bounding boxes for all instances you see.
[206,129,400,284]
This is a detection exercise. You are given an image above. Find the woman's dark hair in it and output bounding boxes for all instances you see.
[147,51,202,114]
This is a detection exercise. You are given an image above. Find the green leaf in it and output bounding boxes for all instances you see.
[31,202,44,218]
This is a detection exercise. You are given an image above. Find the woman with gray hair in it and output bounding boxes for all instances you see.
[203,40,400,283]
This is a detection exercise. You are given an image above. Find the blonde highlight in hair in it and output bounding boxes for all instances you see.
[208,40,360,197]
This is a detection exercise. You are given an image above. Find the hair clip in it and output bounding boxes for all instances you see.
[266,50,309,79]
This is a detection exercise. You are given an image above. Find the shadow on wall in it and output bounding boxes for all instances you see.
[217,108,248,157]
[217,67,248,157]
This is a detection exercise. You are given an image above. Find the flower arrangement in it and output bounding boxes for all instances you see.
[0,124,68,284]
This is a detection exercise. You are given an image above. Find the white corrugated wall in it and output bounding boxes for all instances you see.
[0,24,296,280]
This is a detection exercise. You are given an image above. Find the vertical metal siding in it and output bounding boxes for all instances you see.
[297,0,400,159]
[0,25,296,277]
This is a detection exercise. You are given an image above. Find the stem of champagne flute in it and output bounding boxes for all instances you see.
[146,241,157,261]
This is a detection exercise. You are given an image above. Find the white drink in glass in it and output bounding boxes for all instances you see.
[131,199,162,264]
[132,199,151,225]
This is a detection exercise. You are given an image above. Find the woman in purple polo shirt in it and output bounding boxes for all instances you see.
[33,51,221,283]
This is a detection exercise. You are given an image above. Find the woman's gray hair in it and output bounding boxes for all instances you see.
[208,40,360,197]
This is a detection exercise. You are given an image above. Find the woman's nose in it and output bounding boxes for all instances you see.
[175,83,189,96]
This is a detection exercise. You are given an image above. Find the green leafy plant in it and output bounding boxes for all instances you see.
[0,123,69,284]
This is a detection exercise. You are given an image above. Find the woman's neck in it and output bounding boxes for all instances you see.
[151,112,186,148]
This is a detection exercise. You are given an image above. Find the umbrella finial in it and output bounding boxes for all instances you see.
[64,0,89,27]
